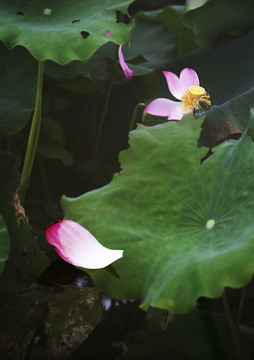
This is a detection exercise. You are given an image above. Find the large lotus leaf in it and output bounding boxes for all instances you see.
[0,0,133,65]
[183,0,254,46]
[137,6,196,55]
[0,42,37,135]
[62,115,254,314]
[150,30,254,148]
[119,16,175,69]
[0,215,10,276]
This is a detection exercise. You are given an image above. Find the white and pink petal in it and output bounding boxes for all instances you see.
[162,71,184,100]
[118,45,134,80]
[45,219,124,269]
[179,68,199,92]
[145,98,177,117]
[168,102,184,121]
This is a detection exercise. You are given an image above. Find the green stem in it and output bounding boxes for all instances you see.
[19,61,44,204]
[222,290,242,360]
[129,103,146,132]
[235,286,247,328]
[89,49,117,189]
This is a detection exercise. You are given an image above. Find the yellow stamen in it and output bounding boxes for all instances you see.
[181,85,211,113]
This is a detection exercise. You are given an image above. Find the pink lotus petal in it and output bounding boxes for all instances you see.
[168,102,184,120]
[179,68,199,92]
[145,98,177,117]
[45,219,124,269]
[105,30,111,36]
[163,71,184,100]
[118,44,134,80]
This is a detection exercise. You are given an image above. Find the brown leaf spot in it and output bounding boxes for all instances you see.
[80,31,90,39]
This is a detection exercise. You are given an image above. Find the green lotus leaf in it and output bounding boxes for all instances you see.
[137,6,196,55]
[120,16,175,69]
[183,0,254,47]
[62,114,254,314]
[0,215,10,276]
[0,0,134,65]
[0,42,37,135]
[185,0,210,12]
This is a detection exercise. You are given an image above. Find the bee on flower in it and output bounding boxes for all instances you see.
[145,68,211,120]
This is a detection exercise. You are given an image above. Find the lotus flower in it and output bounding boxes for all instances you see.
[118,44,134,80]
[45,219,124,269]
[145,68,211,120]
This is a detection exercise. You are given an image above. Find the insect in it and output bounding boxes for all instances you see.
[193,96,211,119]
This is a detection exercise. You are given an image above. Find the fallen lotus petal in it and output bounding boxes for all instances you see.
[105,30,111,36]
[145,68,211,120]
[118,44,134,80]
[45,219,124,269]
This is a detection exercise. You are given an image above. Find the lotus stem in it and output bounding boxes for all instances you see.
[19,61,44,204]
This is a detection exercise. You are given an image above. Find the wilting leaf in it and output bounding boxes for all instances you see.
[0,285,103,359]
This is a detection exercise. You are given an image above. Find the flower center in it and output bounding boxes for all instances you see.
[181,85,211,113]
[188,86,206,99]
